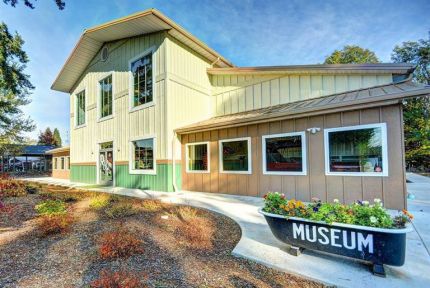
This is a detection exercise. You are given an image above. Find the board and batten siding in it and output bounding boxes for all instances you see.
[181,104,406,210]
[211,74,393,116]
[70,31,167,165]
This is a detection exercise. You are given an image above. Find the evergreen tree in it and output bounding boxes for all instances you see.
[38,128,55,146]
[53,128,62,147]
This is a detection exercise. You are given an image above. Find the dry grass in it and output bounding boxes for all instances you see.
[104,203,138,219]
[90,270,145,288]
[175,216,214,250]
[97,228,144,260]
[174,205,199,220]
[140,199,164,212]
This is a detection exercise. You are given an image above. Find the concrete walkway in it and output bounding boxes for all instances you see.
[22,176,430,288]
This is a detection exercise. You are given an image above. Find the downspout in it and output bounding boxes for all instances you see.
[172,131,178,192]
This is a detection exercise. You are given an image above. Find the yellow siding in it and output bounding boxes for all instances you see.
[70,32,166,163]
[211,74,393,116]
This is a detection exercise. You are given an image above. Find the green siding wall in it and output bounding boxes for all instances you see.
[70,165,97,184]
[115,164,181,192]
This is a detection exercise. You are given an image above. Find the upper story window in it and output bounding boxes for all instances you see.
[324,123,388,176]
[262,132,307,175]
[130,52,153,109]
[219,137,252,174]
[75,90,86,127]
[99,75,113,119]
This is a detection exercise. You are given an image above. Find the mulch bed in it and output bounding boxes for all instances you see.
[0,183,325,288]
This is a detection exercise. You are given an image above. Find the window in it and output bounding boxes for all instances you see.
[324,123,388,176]
[76,90,86,126]
[262,132,307,175]
[130,52,153,108]
[60,157,65,170]
[53,158,57,170]
[130,137,156,174]
[67,157,70,170]
[186,142,209,173]
[99,75,113,118]
[219,137,252,174]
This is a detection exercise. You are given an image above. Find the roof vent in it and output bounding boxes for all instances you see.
[100,46,109,62]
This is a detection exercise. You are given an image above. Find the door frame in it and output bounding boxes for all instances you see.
[96,139,115,186]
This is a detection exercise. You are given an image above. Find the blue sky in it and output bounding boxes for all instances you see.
[0,0,429,144]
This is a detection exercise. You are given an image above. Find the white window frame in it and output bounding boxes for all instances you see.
[186,141,210,174]
[324,123,389,177]
[219,137,252,174]
[128,46,156,113]
[129,135,157,175]
[74,88,87,129]
[262,131,307,176]
[97,72,115,122]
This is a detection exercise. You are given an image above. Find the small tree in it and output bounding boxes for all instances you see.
[53,128,62,147]
[324,45,380,64]
[38,128,55,146]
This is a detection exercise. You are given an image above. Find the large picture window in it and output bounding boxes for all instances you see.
[130,52,153,108]
[324,123,388,176]
[76,90,86,126]
[130,137,156,174]
[219,137,251,174]
[99,75,113,118]
[262,132,307,175]
[186,142,209,173]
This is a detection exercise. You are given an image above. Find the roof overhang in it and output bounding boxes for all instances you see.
[52,9,233,93]
[45,146,70,155]
[207,63,415,76]
[175,79,430,134]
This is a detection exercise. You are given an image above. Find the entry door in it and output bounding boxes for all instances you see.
[99,142,113,186]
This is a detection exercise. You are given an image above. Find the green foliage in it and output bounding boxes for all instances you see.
[35,199,67,215]
[89,194,111,210]
[324,45,380,64]
[0,22,35,147]
[262,192,412,229]
[2,0,65,10]
[53,128,62,147]
[104,203,137,219]
[392,35,430,171]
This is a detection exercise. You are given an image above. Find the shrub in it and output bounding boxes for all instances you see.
[104,203,137,219]
[38,214,74,236]
[98,229,143,259]
[90,270,143,288]
[176,217,213,250]
[35,200,67,216]
[140,199,164,212]
[25,183,40,194]
[89,194,111,210]
[263,192,413,229]
[0,180,27,197]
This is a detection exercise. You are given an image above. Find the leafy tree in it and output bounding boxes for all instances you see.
[0,22,35,149]
[2,0,65,9]
[324,45,380,64]
[53,128,62,147]
[38,128,55,146]
[392,35,430,171]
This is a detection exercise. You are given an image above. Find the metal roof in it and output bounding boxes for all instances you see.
[207,63,415,75]
[21,145,56,156]
[51,8,233,93]
[175,78,430,134]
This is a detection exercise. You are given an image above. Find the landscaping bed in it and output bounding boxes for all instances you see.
[0,179,324,288]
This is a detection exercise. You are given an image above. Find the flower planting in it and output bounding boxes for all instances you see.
[97,228,144,259]
[263,192,413,229]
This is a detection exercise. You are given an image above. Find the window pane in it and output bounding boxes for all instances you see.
[265,135,303,172]
[76,91,85,126]
[188,144,208,171]
[100,75,112,118]
[133,139,154,170]
[221,140,249,171]
[328,127,383,173]
[131,53,153,107]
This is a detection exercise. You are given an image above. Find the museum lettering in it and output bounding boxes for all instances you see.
[292,223,374,254]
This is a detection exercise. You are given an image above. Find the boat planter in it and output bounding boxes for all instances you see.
[259,208,413,276]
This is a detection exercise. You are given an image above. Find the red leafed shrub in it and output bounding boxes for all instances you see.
[98,229,143,259]
[0,179,27,197]
[90,270,144,288]
[38,214,74,236]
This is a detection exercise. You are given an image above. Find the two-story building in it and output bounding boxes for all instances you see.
[51,9,430,209]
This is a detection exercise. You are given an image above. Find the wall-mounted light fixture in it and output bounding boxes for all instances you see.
[306,127,321,134]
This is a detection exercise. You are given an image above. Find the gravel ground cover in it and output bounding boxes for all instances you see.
[0,182,325,288]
